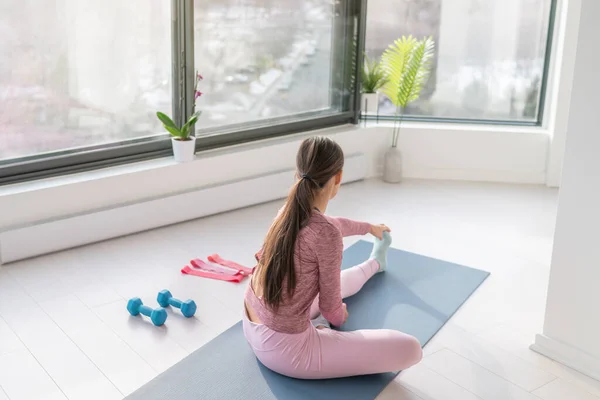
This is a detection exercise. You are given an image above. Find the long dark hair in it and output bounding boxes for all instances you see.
[257,136,345,310]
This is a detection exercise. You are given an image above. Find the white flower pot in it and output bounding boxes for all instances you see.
[383,147,403,183]
[171,136,196,163]
[361,93,379,116]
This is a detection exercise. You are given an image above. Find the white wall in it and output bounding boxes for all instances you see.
[532,0,600,379]
[0,124,548,232]
[0,154,368,263]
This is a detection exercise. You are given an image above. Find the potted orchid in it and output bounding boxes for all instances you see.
[156,71,204,163]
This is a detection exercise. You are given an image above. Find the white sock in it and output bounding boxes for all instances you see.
[369,231,392,272]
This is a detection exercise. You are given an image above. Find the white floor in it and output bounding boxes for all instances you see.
[0,179,598,400]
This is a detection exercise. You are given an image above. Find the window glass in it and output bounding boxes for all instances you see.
[365,0,553,122]
[193,0,348,132]
[0,0,172,162]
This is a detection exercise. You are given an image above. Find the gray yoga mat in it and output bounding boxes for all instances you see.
[126,240,489,400]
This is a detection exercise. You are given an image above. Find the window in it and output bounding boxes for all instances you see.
[0,0,358,184]
[0,0,172,162]
[0,0,559,184]
[364,0,555,123]
[193,0,347,132]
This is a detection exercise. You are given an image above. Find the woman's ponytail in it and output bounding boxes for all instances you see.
[256,137,344,310]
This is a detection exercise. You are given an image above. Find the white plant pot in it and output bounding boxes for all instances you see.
[171,136,196,163]
[361,93,379,116]
[383,146,403,183]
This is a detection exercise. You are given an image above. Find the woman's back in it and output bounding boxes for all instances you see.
[245,210,350,334]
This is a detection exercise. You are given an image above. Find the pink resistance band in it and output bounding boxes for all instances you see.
[207,254,255,275]
[190,259,241,276]
[181,265,244,283]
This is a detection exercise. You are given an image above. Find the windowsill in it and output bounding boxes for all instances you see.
[0,121,550,198]
[362,118,551,135]
[0,157,174,197]
[0,124,357,198]
[0,119,551,233]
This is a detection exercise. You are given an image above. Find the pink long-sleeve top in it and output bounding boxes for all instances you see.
[244,209,371,334]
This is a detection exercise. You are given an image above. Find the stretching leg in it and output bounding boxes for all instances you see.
[310,232,392,320]
[310,259,379,319]
[256,324,423,379]
[312,327,422,378]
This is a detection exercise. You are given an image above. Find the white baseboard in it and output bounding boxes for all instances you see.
[0,153,366,264]
[531,334,600,381]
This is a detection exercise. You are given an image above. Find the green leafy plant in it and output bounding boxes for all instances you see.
[381,35,435,147]
[156,111,201,141]
[156,71,203,141]
[361,54,388,94]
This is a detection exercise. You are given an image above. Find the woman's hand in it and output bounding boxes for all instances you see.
[343,303,349,323]
[369,224,391,240]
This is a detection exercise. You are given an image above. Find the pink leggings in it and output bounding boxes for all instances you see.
[242,259,423,379]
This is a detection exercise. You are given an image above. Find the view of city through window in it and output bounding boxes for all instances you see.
[193,0,338,131]
[0,0,554,163]
[0,0,339,161]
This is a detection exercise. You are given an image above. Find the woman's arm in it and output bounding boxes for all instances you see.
[327,216,371,238]
[315,223,346,327]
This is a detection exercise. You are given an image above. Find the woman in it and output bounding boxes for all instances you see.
[243,136,422,379]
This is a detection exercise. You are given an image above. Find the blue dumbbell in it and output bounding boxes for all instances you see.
[127,297,168,326]
[157,290,197,318]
